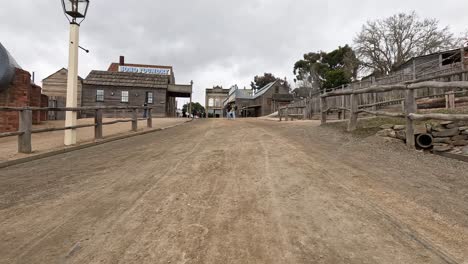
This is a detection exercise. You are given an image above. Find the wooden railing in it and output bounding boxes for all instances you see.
[0,106,153,154]
[278,106,306,121]
[320,81,468,148]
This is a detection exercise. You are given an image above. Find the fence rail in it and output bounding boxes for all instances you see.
[0,106,153,153]
[320,80,468,148]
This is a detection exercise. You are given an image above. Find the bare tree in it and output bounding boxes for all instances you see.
[354,12,455,76]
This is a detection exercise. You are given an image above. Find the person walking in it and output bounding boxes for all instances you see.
[233,104,237,119]
[143,102,148,118]
[226,105,232,119]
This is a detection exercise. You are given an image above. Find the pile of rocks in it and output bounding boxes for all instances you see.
[430,121,468,153]
[377,121,468,155]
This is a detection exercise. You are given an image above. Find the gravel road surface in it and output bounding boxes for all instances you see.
[0,119,467,264]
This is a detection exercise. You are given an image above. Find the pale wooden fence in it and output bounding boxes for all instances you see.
[281,63,468,122]
[0,106,153,154]
[320,81,468,148]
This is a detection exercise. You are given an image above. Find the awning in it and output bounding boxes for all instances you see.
[168,84,192,97]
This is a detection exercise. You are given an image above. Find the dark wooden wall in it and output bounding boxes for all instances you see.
[82,84,168,117]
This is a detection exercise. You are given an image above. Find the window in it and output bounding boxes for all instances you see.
[121,91,129,103]
[208,98,214,107]
[275,87,279,93]
[215,98,220,107]
[146,92,154,104]
[96,90,104,102]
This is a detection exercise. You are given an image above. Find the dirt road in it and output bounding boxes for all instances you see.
[1,119,467,263]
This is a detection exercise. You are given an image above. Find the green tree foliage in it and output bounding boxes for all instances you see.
[293,45,359,90]
[251,73,291,91]
[182,102,205,117]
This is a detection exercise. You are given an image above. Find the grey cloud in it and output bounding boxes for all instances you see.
[2,0,468,104]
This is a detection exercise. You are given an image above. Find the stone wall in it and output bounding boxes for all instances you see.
[377,121,468,155]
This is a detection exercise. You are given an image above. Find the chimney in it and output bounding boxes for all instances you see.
[119,56,125,66]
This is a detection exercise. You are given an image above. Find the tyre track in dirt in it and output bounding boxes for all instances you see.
[1,119,467,263]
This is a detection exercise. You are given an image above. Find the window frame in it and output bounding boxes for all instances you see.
[96,89,104,102]
[121,91,129,103]
[146,91,154,104]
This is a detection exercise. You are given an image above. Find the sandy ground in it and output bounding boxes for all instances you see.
[0,119,467,264]
[0,118,188,162]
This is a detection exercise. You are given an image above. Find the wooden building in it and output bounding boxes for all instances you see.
[205,86,229,118]
[82,56,192,117]
[42,68,83,120]
[224,81,292,117]
[377,47,468,85]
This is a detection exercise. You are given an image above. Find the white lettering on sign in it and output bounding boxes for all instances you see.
[118,66,171,75]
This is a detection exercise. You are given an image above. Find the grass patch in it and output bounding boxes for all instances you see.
[424,107,468,115]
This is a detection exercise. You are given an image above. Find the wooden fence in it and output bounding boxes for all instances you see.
[0,106,153,154]
[320,81,468,148]
[280,62,468,122]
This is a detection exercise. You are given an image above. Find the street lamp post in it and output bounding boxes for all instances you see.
[189,80,193,119]
[61,0,89,145]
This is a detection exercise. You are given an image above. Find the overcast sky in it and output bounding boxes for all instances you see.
[1,0,468,106]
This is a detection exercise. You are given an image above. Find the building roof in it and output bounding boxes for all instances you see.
[396,46,468,70]
[83,70,169,88]
[108,63,173,72]
[252,80,278,99]
[42,68,83,81]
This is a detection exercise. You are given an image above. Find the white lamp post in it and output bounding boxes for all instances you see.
[61,0,89,145]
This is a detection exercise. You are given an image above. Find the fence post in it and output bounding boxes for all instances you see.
[341,85,346,120]
[445,91,455,109]
[372,93,378,111]
[320,97,327,125]
[285,107,289,121]
[405,88,417,148]
[279,108,282,121]
[131,108,138,132]
[94,109,103,140]
[347,94,359,131]
[147,108,153,128]
[18,109,32,153]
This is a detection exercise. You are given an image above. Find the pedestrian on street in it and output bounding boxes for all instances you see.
[143,102,148,118]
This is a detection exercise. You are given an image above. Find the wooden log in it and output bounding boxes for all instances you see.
[32,123,97,133]
[0,106,155,111]
[408,113,468,121]
[95,109,103,140]
[131,108,138,132]
[320,97,327,125]
[101,119,133,125]
[357,109,406,118]
[147,108,153,128]
[322,80,468,99]
[409,81,468,90]
[18,110,32,154]
[322,84,407,97]
[0,131,23,138]
[358,98,405,109]
[347,94,359,131]
[405,89,417,148]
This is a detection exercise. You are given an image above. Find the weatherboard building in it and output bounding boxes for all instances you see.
[81,56,192,117]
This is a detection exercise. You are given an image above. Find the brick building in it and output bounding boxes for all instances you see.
[0,43,47,132]
[82,56,191,117]
[205,85,229,118]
